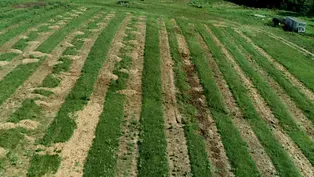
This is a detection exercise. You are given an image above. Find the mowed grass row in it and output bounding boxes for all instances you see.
[0,8,98,106]
[243,30,314,93]
[12,22,57,51]
[0,5,67,46]
[0,55,47,105]
[177,19,260,176]
[37,8,100,53]
[0,7,49,31]
[165,19,212,177]
[216,26,314,166]
[138,17,168,177]
[39,12,109,89]
[203,24,304,175]
[26,13,109,177]
[228,28,314,125]
[41,13,126,145]
[83,16,136,177]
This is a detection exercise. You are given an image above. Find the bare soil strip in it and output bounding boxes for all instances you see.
[116,16,146,177]
[235,30,314,102]
[197,32,278,177]
[0,13,94,123]
[207,26,314,177]
[55,15,130,177]
[241,47,314,139]
[160,19,191,177]
[172,19,233,177]
[0,13,78,80]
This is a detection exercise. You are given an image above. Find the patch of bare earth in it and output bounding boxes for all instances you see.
[0,11,80,80]
[199,28,278,177]
[235,30,314,102]
[116,16,146,177]
[206,26,314,177]
[172,19,233,177]
[55,14,130,177]
[0,11,96,177]
[160,19,191,177]
[0,120,39,130]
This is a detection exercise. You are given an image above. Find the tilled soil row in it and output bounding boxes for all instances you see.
[160,19,191,177]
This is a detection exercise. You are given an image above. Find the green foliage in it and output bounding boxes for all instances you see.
[243,30,314,93]
[41,74,60,88]
[0,56,45,105]
[0,128,25,149]
[138,17,169,177]
[41,13,126,145]
[0,6,66,46]
[229,29,314,126]
[8,99,42,123]
[28,154,61,177]
[189,0,202,8]
[219,27,314,167]
[0,53,17,61]
[37,8,100,53]
[53,57,72,74]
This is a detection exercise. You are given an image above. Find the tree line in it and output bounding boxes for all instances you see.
[228,0,314,14]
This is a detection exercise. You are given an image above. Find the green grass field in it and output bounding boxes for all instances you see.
[0,0,314,176]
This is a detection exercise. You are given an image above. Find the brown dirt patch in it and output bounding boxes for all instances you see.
[160,19,191,177]
[0,119,39,130]
[0,147,7,159]
[116,16,146,177]
[172,19,233,177]
[0,61,9,66]
[207,25,314,177]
